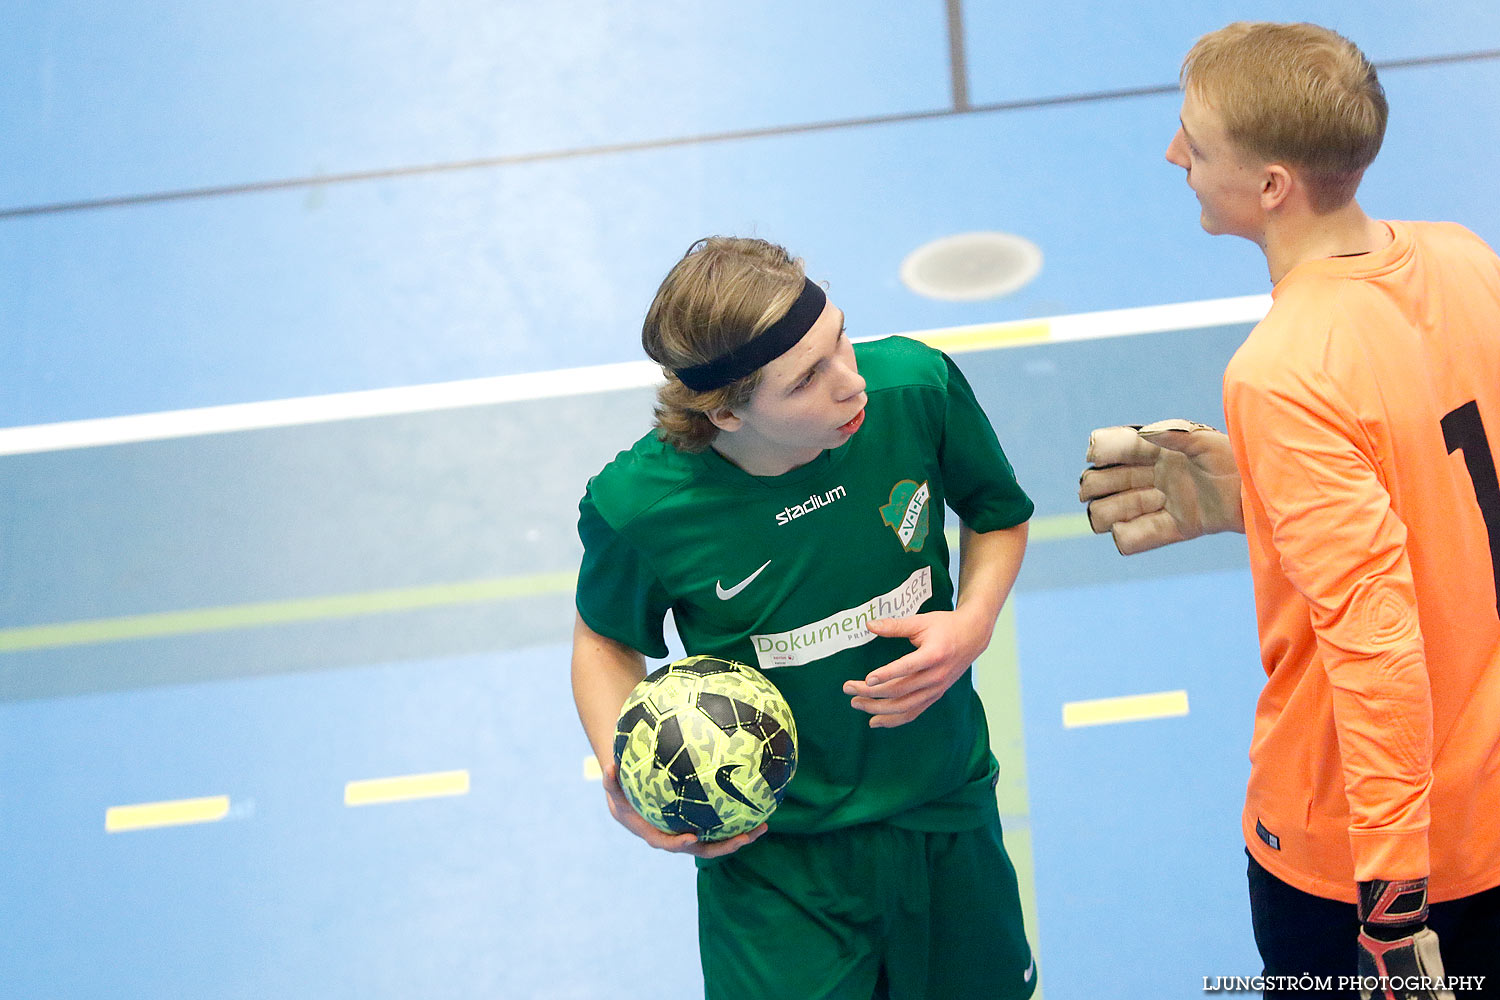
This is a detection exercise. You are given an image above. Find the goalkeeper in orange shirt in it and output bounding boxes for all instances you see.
[1080,22,1500,1000]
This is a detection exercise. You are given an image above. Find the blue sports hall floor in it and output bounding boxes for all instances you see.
[4,4,1499,997]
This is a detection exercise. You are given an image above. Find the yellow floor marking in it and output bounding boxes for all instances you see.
[0,295,1268,458]
[344,769,470,806]
[973,599,1044,994]
[1,521,1082,656]
[1027,512,1092,542]
[105,795,231,833]
[583,755,602,781]
[908,320,1052,354]
[0,571,577,653]
[1063,689,1190,728]
[0,518,1091,656]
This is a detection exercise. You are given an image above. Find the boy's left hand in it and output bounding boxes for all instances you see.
[842,611,986,728]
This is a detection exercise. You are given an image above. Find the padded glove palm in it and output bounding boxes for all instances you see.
[1078,418,1244,554]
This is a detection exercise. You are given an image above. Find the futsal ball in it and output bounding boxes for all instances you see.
[613,655,798,841]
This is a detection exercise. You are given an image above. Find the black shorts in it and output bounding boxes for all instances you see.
[1247,851,1500,998]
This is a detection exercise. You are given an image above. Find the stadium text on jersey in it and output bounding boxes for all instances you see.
[775,485,847,526]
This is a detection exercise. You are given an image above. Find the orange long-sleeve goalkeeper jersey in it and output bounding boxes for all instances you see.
[1224,220,1500,904]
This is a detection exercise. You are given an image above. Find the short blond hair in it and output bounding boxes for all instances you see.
[1182,21,1386,212]
[641,237,807,452]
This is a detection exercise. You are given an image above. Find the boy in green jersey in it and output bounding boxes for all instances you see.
[572,236,1038,999]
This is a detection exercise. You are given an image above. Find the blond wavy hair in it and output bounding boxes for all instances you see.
[1182,21,1387,212]
[641,237,808,452]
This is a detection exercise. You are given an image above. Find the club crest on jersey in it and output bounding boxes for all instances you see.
[880,480,930,552]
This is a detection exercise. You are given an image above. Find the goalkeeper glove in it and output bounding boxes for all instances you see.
[1078,418,1244,555]
[1356,877,1455,1000]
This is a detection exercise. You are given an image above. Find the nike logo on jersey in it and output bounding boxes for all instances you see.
[1023,956,1036,983]
[716,560,771,601]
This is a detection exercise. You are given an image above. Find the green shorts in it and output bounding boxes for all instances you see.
[697,805,1037,1000]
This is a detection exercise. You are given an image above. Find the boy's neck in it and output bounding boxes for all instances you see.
[711,436,822,478]
[1262,201,1391,283]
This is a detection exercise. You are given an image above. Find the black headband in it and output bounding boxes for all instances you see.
[673,278,827,392]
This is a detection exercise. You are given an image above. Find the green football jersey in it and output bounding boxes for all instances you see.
[577,336,1033,834]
